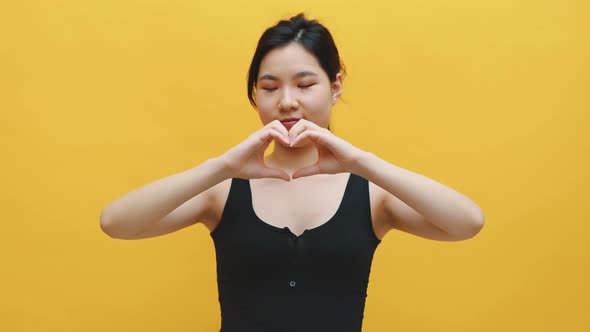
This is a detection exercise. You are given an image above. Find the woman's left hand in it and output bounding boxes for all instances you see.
[288,119,367,179]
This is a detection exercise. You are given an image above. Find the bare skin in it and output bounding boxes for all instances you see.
[100,43,483,242]
[199,121,396,239]
[201,168,393,240]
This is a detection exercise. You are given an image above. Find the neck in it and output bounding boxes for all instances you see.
[265,142,318,174]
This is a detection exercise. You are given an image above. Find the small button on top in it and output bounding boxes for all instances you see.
[289,280,296,287]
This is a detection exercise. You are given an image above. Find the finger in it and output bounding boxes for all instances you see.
[258,128,290,147]
[269,120,290,139]
[260,167,291,182]
[292,163,321,179]
[253,132,273,149]
[290,124,331,146]
[288,119,326,139]
[290,130,325,148]
[268,129,291,146]
[288,123,307,142]
[287,120,312,141]
[267,124,290,146]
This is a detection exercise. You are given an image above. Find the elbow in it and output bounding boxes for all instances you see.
[100,209,144,240]
[459,208,485,240]
[472,206,485,235]
[100,209,129,239]
[466,216,485,239]
[100,209,117,238]
[446,208,485,241]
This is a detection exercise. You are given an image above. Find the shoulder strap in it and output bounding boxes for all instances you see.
[211,178,251,237]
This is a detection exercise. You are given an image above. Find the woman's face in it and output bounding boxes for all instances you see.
[255,43,342,131]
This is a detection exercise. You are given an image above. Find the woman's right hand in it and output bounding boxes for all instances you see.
[218,120,291,181]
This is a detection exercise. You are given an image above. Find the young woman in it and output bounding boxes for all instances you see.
[100,13,484,332]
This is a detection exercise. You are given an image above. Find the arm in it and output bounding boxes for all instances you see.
[354,152,485,241]
[286,120,484,241]
[99,158,230,240]
[100,120,293,240]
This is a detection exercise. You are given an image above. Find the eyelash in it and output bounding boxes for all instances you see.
[262,84,315,92]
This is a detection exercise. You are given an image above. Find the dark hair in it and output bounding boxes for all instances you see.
[247,13,345,108]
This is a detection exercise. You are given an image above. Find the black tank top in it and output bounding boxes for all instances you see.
[210,173,381,332]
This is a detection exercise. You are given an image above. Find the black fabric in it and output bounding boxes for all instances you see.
[210,173,381,332]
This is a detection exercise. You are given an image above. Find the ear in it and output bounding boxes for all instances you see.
[331,73,343,104]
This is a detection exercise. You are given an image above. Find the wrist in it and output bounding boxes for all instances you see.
[348,151,377,177]
[205,156,235,181]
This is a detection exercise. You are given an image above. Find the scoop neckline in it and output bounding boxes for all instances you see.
[246,173,353,238]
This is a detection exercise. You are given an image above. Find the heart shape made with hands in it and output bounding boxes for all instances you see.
[264,126,317,162]
[264,124,352,179]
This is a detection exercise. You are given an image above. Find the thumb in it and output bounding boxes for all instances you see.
[291,164,321,180]
[260,167,292,182]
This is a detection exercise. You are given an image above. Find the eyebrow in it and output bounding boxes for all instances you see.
[258,71,318,81]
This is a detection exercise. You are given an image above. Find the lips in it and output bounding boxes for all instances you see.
[280,118,300,130]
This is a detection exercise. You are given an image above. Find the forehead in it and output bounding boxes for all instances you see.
[258,43,325,78]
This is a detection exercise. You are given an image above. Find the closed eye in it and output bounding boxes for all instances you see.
[262,87,277,91]
[299,84,316,89]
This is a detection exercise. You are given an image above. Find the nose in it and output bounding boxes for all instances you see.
[278,88,299,111]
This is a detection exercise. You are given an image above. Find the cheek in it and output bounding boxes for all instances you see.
[257,88,280,101]
[255,100,276,122]
[303,93,332,112]
[299,86,326,102]
[303,101,332,126]
[255,95,274,110]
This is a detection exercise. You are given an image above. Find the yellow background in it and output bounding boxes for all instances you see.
[1,0,588,331]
